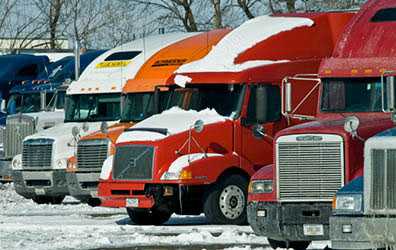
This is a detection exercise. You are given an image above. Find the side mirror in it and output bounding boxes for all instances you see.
[72,126,80,137]
[253,124,265,139]
[64,78,72,85]
[40,92,46,111]
[284,81,292,113]
[1,99,6,113]
[100,121,108,134]
[344,116,360,138]
[383,76,396,112]
[256,86,268,123]
[193,120,204,133]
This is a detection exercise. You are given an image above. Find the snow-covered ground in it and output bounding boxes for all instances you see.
[0,183,329,250]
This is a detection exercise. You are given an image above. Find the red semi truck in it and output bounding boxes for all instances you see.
[98,12,353,225]
[248,2,396,249]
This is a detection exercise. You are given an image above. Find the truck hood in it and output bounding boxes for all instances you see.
[18,110,64,131]
[23,121,118,161]
[277,114,393,140]
[80,122,133,144]
[117,107,229,143]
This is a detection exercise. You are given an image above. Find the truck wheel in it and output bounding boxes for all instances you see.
[203,174,248,225]
[268,239,311,250]
[32,196,65,205]
[126,208,171,225]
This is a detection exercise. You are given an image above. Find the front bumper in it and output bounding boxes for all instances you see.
[0,160,12,181]
[247,201,331,241]
[99,181,155,208]
[66,172,100,201]
[331,215,396,249]
[12,169,69,198]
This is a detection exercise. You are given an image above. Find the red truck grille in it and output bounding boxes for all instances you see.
[112,145,154,180]
[276,134,344,202]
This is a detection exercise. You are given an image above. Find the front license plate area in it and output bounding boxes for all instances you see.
[35,188,45,195]
[303,224,324,236]
[126,198,139,208]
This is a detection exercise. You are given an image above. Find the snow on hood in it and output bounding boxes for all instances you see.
[117,107,228,143]
[175,16,313,74]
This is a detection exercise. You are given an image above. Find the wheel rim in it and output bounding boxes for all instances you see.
[219,185,245,220]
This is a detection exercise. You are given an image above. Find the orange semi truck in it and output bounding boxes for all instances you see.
[97,13,354,225]
[65,30,231,204]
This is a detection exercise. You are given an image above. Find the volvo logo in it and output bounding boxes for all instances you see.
[127,158,137,168]
[296,135,323,142]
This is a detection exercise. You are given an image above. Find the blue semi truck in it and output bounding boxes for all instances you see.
[0,50,105,181]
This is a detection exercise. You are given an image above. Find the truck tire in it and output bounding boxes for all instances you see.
[126,208,171,225]
[32,195,65,205]
[268,239,311,250]
[203,174,248,225]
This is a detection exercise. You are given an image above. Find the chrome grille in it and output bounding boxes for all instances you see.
[113,145,154,180]
[370,149,396,211]
[277,135,344,202]
[5,115,36,159]
[77,139,109,169]
[22,139,53,169]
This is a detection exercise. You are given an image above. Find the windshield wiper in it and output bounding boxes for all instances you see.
[125,127,168,135]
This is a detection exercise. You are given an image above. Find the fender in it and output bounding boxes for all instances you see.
[172,152,249,185]
[248,164,277,202]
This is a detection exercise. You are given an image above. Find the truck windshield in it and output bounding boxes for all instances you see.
[121,91,174,122]
[7,93,42,114]
[176,84,244,118]
[65,93,120,122]
[321,78,382,113]
[46,90,66,110]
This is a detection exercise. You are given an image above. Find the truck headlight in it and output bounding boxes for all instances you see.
[161,170,193,181]
[55,159,67,169]
[248,180,273,194]
[335,194,363,213]
[100,155,113,180]
[12,156,22,170]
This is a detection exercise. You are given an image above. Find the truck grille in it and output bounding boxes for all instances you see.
[369,149,396,211]
[77,139,109,169]
[113,145,154,180]
[22,139,53,169]
[277,135,344,202]
[5,115,36,159]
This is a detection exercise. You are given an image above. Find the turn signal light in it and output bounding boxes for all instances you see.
[332,196,337,210]
[179,170,192,180]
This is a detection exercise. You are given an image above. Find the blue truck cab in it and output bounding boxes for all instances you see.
[0,54,50,126]
[0,50,106,181]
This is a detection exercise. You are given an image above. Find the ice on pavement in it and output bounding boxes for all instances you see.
[0,183,329,250]
[0,183,267,250]
[176,16,313,74]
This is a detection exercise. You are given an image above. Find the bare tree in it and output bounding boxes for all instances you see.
[34,0,66,49]
[131,0,199,32]
[237,0,256,19]
[63,0,117,48]
[211,0,222,28]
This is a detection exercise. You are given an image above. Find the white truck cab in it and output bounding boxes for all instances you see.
[11,33,194,204]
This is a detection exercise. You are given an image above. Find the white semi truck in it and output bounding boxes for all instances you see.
[11,33,195,204]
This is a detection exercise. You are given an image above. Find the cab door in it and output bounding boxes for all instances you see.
[240,84,285,170]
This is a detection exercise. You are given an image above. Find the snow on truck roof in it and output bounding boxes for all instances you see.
[123,29,230,93]
[66,32,197,95]
[173,12,353,86]
[320,0,396,77]
[176,16,313,74]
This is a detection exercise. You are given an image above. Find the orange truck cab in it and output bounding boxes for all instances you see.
[97,12,354,225]
[65,30,231,204]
